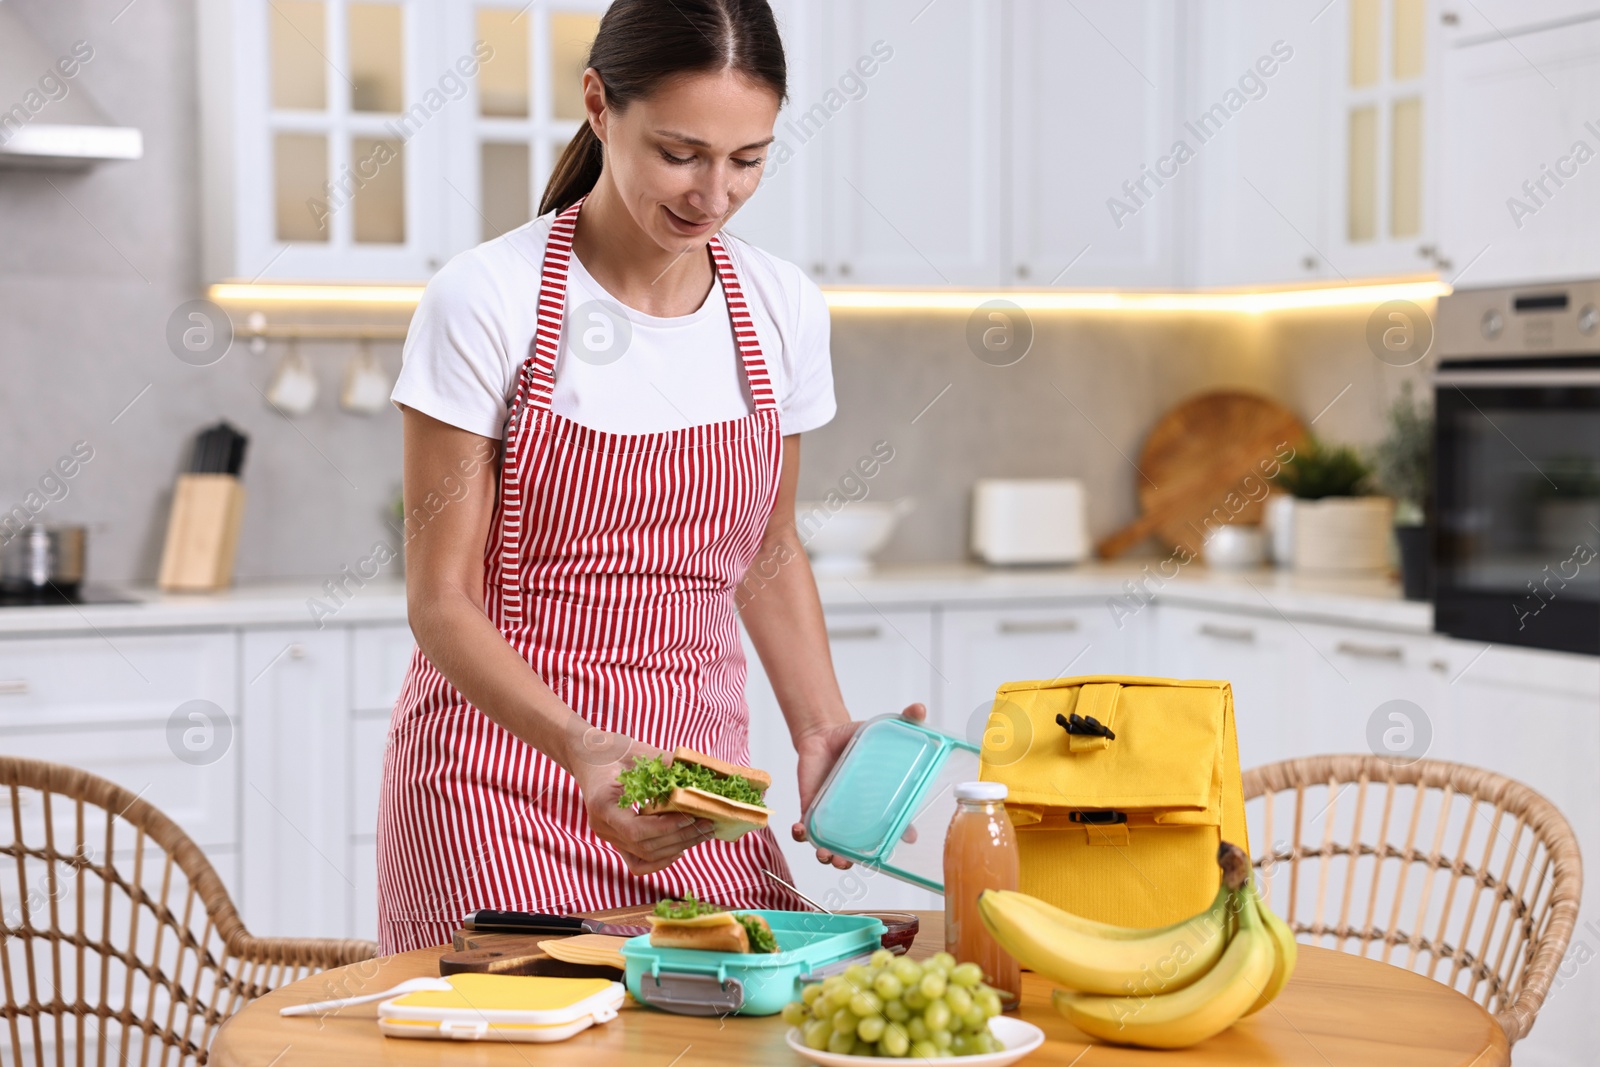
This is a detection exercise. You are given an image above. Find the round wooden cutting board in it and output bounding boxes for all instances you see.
[1112,391,1307,558]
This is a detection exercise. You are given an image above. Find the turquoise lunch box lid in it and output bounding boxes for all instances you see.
[621,911,885,1016]
[803,715,981,894]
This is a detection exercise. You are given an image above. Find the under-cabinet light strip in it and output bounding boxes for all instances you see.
[209,279,1451,312]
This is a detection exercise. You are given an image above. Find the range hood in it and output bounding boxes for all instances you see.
[0,5,142,169]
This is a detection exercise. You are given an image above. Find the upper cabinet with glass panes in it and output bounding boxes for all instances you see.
[1324,0,1443,278]
[199,0,450,282]
[438,2,607,247]
[197,0,603,284]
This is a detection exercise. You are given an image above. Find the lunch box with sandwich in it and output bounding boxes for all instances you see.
[803,715,982,894]
[377,973,625,1043]
[621,911,885,1016]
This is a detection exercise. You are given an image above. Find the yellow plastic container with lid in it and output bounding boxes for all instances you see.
[977,675,1249,929]
[376,973,626,1043]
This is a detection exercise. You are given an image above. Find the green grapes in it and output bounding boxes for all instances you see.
[850,991,883,1017]
[951,962,983,988]
[785,953,1006,1059]
[872,972,904,1000]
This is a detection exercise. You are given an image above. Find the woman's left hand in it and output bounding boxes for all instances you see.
[791,702,927,869]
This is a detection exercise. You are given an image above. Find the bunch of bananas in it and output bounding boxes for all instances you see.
[977,842,1296,1049]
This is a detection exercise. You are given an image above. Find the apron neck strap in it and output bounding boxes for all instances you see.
[518,195,777,414]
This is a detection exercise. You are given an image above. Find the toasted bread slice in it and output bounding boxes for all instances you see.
[669,747,771,794]
[647,911,750,953]
[640,786,769,841]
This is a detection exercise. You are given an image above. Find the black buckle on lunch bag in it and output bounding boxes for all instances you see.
[1069,810,1128,825]
[1056,712,1116,740]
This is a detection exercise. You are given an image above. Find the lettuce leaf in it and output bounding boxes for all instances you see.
[736,913,779,953]
[653,893,724,919]
[617,754,766,809]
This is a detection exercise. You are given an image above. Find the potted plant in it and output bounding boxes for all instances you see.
[1370,382,1433,600]
[1272,438,1393,575]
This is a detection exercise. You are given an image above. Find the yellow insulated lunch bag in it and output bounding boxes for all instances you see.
[977,675,1248,929]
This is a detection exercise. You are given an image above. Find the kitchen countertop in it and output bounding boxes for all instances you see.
[0,561,1429,637]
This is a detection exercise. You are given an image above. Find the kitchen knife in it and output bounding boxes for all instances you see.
[461,909,650,938]
[438,945,622,979]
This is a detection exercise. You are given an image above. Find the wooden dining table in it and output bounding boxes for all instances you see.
[211,911,1508,1066]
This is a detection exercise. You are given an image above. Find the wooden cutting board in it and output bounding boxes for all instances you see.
[1097,391,1307,559]
[442,902,656,977]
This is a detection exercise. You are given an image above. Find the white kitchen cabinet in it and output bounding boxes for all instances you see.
[350,623,415,711]
[740,606,941,913]
[934,601,1153,742]
[1156,605,1310,772]
[438,0,609,247]
[719,0,823,272]
[1435,8,1600,287]
[1188,1,1336,286]
[1321,0,1445,278]
[239,629,352,939]
[0,632,240,855]
[198,0,450,282]
[805,0,1001,286]
[1007,0,1181,288]
[1429,639,1600,1067]
[1294,619,1445,759]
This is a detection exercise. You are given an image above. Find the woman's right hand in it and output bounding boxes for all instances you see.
[565,728,714,877]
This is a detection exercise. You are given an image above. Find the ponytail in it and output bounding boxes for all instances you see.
[536,0,787,218]
[540,123,605,217]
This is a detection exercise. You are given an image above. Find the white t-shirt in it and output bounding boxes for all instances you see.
[391,212,837,438]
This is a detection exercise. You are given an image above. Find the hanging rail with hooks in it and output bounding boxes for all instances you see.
[238,324,411,342]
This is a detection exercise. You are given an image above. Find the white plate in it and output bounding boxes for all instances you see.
[783,1016,1045,1066]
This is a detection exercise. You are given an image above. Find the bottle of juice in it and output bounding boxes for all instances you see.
[944,781,1021,1009]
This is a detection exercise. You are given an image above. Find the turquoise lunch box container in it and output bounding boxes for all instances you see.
[620,911,886,1016]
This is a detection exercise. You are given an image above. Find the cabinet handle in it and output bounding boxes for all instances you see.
[811,262,828,277]
[288,643,307,660]
[827,624,882,641]
[0,679,30,696]
[1335,640,1404,662]
[837,263,852,277]
[1198,623,1256,643]
[997,618,1079,635]
[1015,264,1031,279]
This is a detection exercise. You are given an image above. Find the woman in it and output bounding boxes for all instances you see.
[376,0,922,954]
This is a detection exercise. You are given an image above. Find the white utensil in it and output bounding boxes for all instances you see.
[278,976,453,1017]
[266,341,319,416]
[1203,523,1266,570]
[339,341,391,415]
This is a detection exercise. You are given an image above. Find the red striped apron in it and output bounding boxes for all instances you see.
[375,197,797,954]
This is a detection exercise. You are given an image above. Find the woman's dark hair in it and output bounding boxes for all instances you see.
[538,0,788,217]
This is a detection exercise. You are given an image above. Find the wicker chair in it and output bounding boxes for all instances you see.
[1243,754,1581,1045]
[1,757,377,1066]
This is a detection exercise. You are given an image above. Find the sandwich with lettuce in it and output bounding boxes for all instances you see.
[617,747,770,840]
[647,894,779,954]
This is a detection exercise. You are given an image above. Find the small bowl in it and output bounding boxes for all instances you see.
[794,499,914,576]
[841,910,919,955]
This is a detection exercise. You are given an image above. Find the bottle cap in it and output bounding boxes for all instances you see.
[954,781,1007,802]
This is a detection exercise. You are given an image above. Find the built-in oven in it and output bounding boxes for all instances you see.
[1433,281,1600,656]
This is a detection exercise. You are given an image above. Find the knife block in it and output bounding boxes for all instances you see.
[158,474,246,591]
